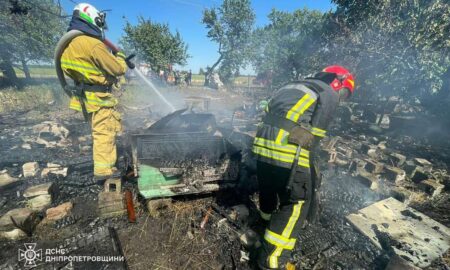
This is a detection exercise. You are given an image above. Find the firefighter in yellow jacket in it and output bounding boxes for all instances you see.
[59,3,127,178]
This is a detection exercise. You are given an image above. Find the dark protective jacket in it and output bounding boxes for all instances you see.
[252,79,339,169]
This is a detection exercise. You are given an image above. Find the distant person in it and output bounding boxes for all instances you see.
[186,70,192,86]
[174,70,180,85]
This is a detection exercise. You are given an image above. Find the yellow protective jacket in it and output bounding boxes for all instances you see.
[61,35,127,112]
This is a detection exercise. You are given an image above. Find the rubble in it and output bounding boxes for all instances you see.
[22,161,39,177]
[418,179,444,198]
[0,208,34,231]
[27,195,52,210]
[23,182,55,198]
[0,228,27,240]
[0,170,19,189]
[23,121,71,148]
[41,163,68,177]
[410,167,429,183]
[24,182,57,210]
[239,229,260,248]
[382,166,406,183]
[46,202,73,221]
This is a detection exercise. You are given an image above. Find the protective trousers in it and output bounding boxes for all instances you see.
[91,107,122,176]
[256,161,311,269]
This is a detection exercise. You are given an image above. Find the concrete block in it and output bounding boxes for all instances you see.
[22,162,39,177]
[418,179,444,198]
[0,171,19,189]
[402,160,417,175]
[390,187,413,202]
[46,202,73,221]
[98,178,125,218]
[41,166,68,177]
[0,228,27,240]
[27,195,52,211]
[390,153,406,166]
[382,166,406,183]
[23,182,55,198]
[364,159,384,174]
[414,158,433,172]
[0,208,34,231]
[410,167,428,183]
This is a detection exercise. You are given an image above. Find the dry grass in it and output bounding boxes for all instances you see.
[0,81,67,113]
[120,199,234,270]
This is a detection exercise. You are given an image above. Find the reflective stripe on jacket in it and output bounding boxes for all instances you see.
[252,79,339,169]
[60,35,127,112]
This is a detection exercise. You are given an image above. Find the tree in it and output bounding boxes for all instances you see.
[202,0,255,85]
[250,8,325,87]
[198,67,205,75]
[121,17,189,72]
[327,0,450,102]
[0,0,66,87]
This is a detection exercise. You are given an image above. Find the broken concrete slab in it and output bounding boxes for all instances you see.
[0,228,27,240]
[28,121,71,148]
[346,197,450,268]
[46,202,73,221]
[41,166,68,177]
[23,182,55,198]
[22,162,39,177]
[0,171,19,189]
[27,194,52,211]
[385,254,421,270]
[0,208,34,231]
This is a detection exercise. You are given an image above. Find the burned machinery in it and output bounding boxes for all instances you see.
[130,110,241,204]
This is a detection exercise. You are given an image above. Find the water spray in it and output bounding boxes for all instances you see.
[134,69,176,112]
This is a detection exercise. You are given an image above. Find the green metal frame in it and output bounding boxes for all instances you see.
[138,164,179,199]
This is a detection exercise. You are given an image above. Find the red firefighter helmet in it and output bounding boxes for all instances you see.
[323,65,355,94]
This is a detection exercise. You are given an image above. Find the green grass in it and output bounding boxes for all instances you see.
[14,65,56,77]
[0,80,67,113]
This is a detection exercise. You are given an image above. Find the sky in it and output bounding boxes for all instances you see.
[61,0,335,74]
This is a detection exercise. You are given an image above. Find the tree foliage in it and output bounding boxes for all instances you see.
[251,0,449,110]
[0,0,66,87]
[121,17,189,72]
[328,0,450,101]
[202,0,255,84]
[251,8,325,86]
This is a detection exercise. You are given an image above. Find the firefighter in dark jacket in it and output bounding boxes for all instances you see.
[252,66,355,269]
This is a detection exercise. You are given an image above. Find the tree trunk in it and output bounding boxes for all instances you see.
[204,54,223,86]
[21,57,31,80]
[0,55,20,88]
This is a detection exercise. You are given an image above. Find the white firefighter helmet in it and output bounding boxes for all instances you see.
[73,3,107,30]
